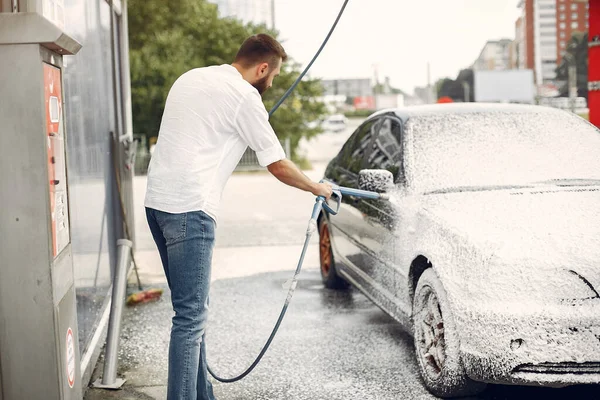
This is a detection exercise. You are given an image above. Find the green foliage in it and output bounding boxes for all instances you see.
[262,60,327,158]
[127,0,326,157]
[556,31,588,100]
[435,69,474,102]
[344,109,373,118]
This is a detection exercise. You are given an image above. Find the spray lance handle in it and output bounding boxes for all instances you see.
[315,179,390,218]
[319,187,342,215]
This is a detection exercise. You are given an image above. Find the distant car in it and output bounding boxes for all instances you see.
[321,114,348,132]
[318,104,600,397]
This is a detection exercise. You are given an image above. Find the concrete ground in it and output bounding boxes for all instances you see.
[84,125,600,399]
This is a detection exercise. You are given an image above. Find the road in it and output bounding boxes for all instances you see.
[86,121,600,399]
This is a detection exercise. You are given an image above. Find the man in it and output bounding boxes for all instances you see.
[144,34,332,400]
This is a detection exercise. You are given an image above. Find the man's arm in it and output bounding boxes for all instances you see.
[232,93,331,199]
[267,159,333,199]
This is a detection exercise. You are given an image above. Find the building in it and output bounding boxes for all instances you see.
[509,38,518,68]
[209,0,274,27]
[516,0,589,85]
[555,0,590,63]
[538,0,558,83]
[575,0,597,127]
[472,39,513,71]
[413,85,437,105]
[321,78,373,110]
[321,78,373,98]
[514,16,528,69]
[1,0,135,397]
[516,0,535,73]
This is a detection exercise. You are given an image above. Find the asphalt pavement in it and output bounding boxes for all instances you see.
[84,123,600,399]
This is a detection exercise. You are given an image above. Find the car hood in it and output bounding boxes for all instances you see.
[418,185,600,298]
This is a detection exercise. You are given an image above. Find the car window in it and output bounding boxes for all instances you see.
[335,118,380,175]
[366,117,404,182]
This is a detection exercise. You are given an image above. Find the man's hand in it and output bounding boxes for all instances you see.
[311,182,333,200]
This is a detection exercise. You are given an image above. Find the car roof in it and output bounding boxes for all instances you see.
[367,103,569,124]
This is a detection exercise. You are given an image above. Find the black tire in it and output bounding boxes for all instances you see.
[318,216,349,290]
[412,269,487,398]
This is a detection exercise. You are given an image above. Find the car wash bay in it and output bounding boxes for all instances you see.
[84,128,600,400]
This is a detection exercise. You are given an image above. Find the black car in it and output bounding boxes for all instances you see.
[318,103,600,398]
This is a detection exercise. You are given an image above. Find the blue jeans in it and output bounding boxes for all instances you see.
[146,207,216,400]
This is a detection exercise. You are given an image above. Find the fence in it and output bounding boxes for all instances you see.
[134,137,291,176]
[235,137,291,171]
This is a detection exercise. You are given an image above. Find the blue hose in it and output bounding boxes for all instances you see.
[208,186,385,383]
[208,199,322,383]
[268,0,350,117]
[207,0,352,383]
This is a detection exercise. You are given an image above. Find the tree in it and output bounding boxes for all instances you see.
[556,31,588,100]
[456,68,474,102]
[435,68,474,102]
[436,78,463,101]
[127,0,326,158]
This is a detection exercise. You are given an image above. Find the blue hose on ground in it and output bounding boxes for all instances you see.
[207,200,322,383]
[208,180,387,383]
[207,0,352,383]
[207,184,387,383]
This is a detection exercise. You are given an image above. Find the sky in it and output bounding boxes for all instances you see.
[274,0,521,94]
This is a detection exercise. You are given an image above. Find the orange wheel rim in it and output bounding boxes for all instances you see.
[319,222,332,276]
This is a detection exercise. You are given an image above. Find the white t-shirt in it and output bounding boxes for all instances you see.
[144,64,286,222]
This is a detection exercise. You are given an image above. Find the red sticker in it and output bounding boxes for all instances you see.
[66,328,75,388]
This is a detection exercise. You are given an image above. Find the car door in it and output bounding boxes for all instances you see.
[358,116,406,305]
[324,118,381,278]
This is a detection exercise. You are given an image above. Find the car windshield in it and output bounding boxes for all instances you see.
[407,110,600,193]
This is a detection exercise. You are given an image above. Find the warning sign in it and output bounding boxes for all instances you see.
[66,327,75,388]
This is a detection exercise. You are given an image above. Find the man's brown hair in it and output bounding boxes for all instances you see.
[234,34,288,69]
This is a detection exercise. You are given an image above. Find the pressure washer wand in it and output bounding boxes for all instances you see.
[207,184,388,383]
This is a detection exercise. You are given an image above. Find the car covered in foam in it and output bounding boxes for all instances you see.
[317,103,600,397]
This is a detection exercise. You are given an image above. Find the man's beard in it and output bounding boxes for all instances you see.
[252,76,270,95]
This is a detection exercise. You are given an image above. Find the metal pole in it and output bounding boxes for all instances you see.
[120,0,134,141]
[462,81,470,103]
[568,61,577,113]
[427,62,431,104]
[93,238,132,389]
[373,63,379,109]
[271,0,275,30]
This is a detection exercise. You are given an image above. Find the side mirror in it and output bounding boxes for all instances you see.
[358,169,393,194]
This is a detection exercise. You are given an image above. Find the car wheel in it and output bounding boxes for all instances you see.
[318,216,349,290]
[413,269,486,398]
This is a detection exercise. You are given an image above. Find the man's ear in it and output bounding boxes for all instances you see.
[257,62,270,77]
